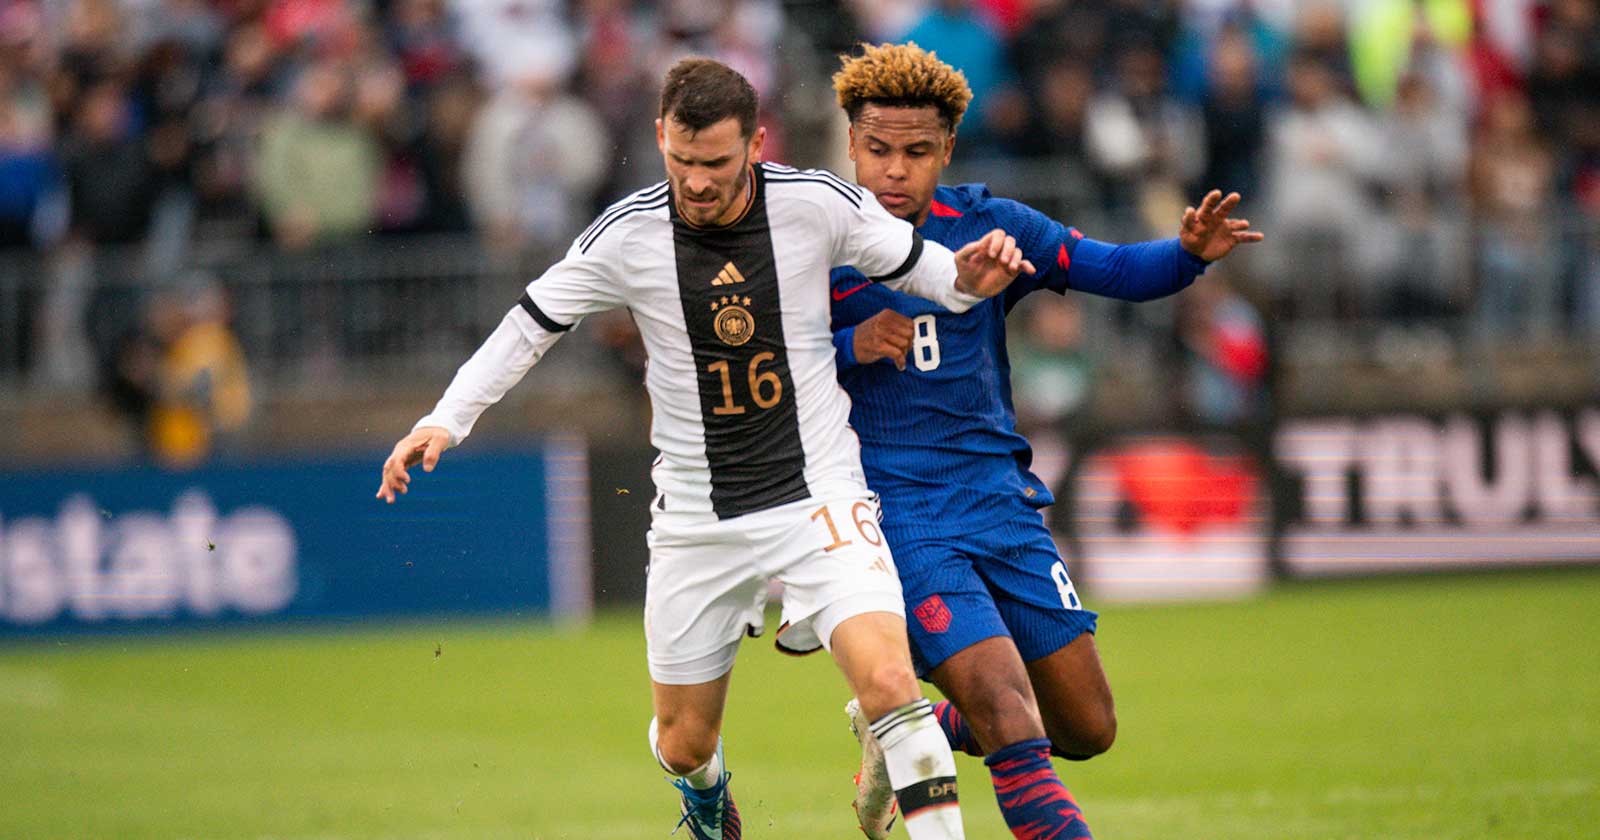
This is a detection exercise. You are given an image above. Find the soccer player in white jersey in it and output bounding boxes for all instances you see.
[375,59,1036,840]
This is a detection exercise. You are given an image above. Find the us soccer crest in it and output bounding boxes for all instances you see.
[711,296,754,346]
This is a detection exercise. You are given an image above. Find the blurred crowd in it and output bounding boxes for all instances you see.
[0,0,1596,456]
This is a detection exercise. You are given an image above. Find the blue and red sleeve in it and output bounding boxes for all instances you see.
[995,198,1209,308]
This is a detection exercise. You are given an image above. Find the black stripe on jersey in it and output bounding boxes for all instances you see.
[670,164,809,519]
[765,174,862,208]
[871,231,925,282]
[580,196,668,254]
[518,292,571,333]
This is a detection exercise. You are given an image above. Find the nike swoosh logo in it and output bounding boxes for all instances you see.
[832,282,871,301]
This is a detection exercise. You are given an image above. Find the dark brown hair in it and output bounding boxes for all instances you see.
[659,58,759,137]
[833,42,973,131]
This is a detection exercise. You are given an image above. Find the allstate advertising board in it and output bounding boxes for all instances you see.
[0,442,590,633]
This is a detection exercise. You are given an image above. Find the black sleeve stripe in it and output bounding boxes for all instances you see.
[766,175,861,208]
[577,182,666,243]
[763,161,862,199]
[871,231,925,282]
[518,292,572,333]
[579,198,668,254]
[807,167,865,199]
[577,184,668,250]
[578,187,667,250]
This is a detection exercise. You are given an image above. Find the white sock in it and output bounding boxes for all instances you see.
[869,699,964,840]
[648,716,724,790]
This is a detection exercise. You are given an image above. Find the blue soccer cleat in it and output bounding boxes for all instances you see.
[671,757,741,840]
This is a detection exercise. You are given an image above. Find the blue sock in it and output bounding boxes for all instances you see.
[984,738,1092,840]
[932,699,984,756]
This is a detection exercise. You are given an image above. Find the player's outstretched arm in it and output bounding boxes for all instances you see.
[953,229,1037,299]
[376,426,450,503]
[1036,191,1263,304]
[373,306,561,504]
[1179,189,1264,262]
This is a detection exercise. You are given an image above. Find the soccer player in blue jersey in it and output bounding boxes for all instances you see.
[828,43,1264,839]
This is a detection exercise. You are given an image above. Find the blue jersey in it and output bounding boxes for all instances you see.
[830,183,1208,543]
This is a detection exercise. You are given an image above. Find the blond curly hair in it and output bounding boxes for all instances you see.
[832,42,974,130]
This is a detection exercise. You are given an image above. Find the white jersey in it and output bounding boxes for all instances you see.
[417,161,984,520]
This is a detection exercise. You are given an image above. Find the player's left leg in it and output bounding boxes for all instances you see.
[1024,632,1117,760]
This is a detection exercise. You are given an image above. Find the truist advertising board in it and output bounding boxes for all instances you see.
[1276,409,1600,576]
[0,440,590,634]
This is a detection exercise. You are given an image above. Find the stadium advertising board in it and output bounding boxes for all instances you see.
[0,443,590,633]
[1067,435,1271,601]
[1276,409,1600,575]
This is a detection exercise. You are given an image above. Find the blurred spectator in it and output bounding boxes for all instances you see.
[146,276,253,467]
[454,0,575,91]
[254,59,380,249]
[1175,274,1267,428]
[847,0,924,44]
[0,68,60,249]
[1170,4,1290,104]
[1011,0,1112,88]
[1083,41,1203,230]
[574,0,658,196]
[1199,26,1268,201]
[62,82,159,245]
[385,0,466,89]
[1378,71,1469,320]
[191,21,281,228]
[1469,91,1557,338]
[409,75,478,234]
[1290,2,1353,92]
[53,0,130,117]
[1009,294,1095,434]
[1264,51,1386,317]
[1015,56,1091,165]
[462,56,605,253]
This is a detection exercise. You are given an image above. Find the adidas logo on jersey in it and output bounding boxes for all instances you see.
[711,262,747,286]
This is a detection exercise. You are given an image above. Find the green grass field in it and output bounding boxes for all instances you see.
[3,568,1598,840]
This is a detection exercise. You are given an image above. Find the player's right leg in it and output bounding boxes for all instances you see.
[642,514,765,840]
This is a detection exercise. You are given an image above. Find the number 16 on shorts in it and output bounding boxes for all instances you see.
[811,498,893,576]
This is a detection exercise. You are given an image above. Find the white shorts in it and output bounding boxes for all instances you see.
[643,492,905,685]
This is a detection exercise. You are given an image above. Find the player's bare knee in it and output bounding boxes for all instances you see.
[964,682,1047,748]
[1043,703,1117,759]
[855,659,921,720]
[656,729,719,774]
[653,716,720,773]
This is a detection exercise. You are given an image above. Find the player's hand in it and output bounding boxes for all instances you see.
[376,426,451,504]
[954,229,1036,299]
[1179,190,1265,262]
[853,309,915,370]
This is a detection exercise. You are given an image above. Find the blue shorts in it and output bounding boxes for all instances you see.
[890,510,1098,678]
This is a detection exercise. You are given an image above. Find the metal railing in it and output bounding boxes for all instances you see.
[1,165,1596,410]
